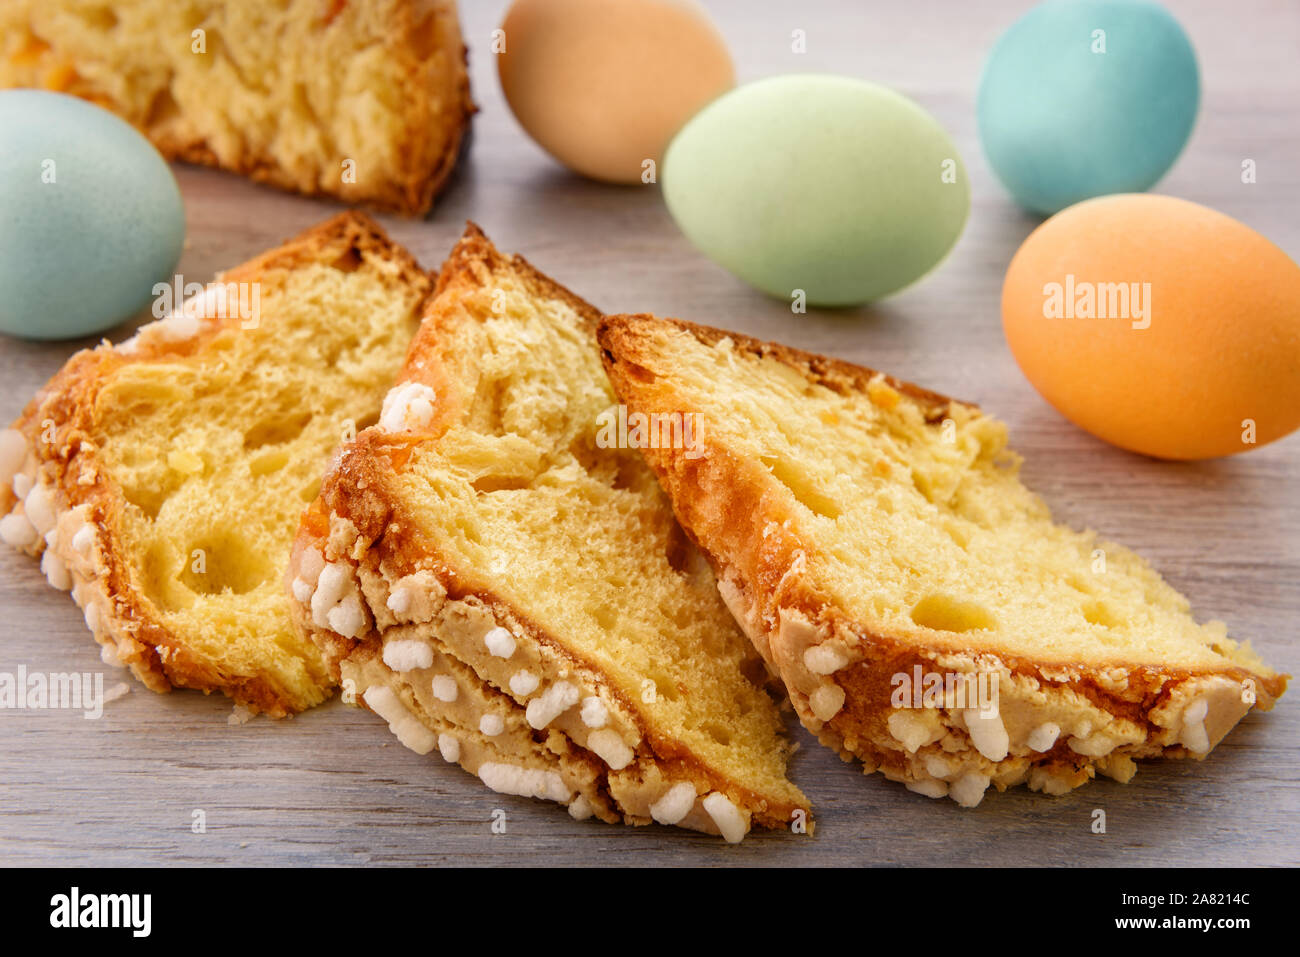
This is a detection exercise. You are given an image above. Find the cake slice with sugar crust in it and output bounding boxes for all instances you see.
[0,212,429,715]
[286,225,808,839]
[597,313,1288,806]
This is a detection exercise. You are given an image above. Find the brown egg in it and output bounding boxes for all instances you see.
[498,0,735,184]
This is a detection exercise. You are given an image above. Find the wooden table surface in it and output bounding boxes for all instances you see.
[2,0,1296,867]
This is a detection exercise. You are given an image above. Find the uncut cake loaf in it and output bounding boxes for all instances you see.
[0,212,429,715]
[598,314,1288,806]
[0,0,473,215]
[286,225,808,840]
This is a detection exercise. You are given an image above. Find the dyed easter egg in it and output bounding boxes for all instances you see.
[663,75,970,306]
[499,0,734,184]
[978,0,1199,215]
[1002,194,1300,459]
[0,91,185,340]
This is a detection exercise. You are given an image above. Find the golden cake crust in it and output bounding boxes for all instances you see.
[597,313,1289,805]
[0,212,429,715]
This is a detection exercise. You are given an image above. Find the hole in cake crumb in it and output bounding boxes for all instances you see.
[141,541,189,611]
[646,667,681,702]
[243,411,313,450]
[588,604,617,632]
[664,523,691,575]
[567,431,601,475]
[1065,573,1094,595]
[144,87,179,128]
[331,247,364,273]
[471,376,511,434]
[122,488,165,521]
[179,533,272,596]
[910,468,937,503]
[323,334,361,367]
[471,474,532,494]
[610,454,644,492]
[702,721,732,746]
[1081,599,1125,630]
[762,455,841,520]
[739,656,771,690]
[943,520,971,550]
[300,477,322,502]
[120,465,181,521]
[910,593,996,633]
[657,599,697,633]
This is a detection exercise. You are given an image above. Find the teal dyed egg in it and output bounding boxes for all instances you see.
[662,75,970,307]
[978,0,1199,215]
[0,91,185,340]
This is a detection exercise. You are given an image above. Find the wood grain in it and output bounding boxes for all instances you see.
[1,0,1296,867]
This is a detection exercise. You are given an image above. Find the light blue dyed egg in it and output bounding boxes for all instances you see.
[978,0,1199,215]
[0,91,185,340]
[663,75,970,307]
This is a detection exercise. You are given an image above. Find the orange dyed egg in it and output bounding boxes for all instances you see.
[1002,194,1300,459]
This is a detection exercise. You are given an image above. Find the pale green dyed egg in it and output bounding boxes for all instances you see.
[663,75,970,307]
[0,91,185,340]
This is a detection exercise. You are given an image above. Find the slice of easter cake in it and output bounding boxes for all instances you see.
[286,225,808,840]
[597,313,1288,806]
[0,212,429,715]
[0,0,473,214]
